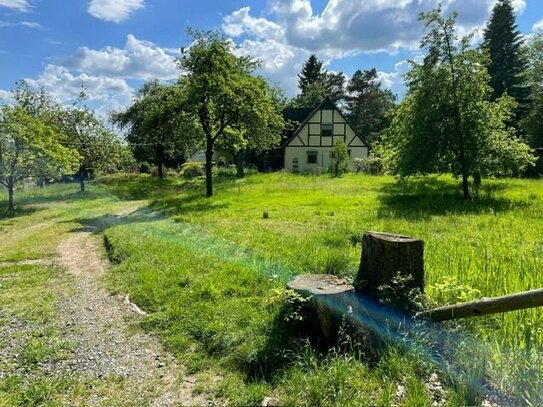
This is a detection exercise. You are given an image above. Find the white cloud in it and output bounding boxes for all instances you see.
[533,19,543,32]
[0,20,41,29]
[0,89,14,104]
[25,65,133,112]
[64,34,178,81]
[223,0,525,97]
[0,0,30,11]
[88,0,144,23]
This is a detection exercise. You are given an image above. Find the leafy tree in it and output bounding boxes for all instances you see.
[59,91,133,192]
[179,30,285,196]
[483,0,529,128]
[524,31,543,149]
[112,80,200,179]
[345,69,395,145]
[0,104,80,211]
[329,140,349,177]
[379,7,534,199]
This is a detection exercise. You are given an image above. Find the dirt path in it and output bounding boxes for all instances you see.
[53,213,211,406]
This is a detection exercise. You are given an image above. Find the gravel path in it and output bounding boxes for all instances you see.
[52,222,211,406]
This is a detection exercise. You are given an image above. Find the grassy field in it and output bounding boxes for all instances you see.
[2,172,543,405]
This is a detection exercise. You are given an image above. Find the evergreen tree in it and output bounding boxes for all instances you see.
[298,55,325,95]
[295,55,345,106]
[483,0,529,127]
[345,69,395,145]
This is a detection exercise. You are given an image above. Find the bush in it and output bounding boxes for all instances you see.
[139,162,152,174]
[181,161,205,179]
[354,156,384,175]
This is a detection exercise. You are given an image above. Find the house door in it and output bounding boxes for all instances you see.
[292,157,299,172]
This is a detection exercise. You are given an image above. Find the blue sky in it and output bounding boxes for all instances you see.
[1,0,543,115]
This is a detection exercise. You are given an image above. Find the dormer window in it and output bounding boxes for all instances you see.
[322,123,333,137]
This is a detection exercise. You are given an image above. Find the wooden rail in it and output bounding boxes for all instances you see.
[424,288,543,322]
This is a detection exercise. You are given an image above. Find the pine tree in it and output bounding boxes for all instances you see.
[483,0,529,127]
[345,69,395,145]
[295,55,345,106]
[298,55,325,95]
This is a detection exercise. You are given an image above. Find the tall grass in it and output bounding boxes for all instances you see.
[97,172,543,405]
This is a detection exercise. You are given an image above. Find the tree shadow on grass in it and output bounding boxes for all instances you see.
[0,206,39,222]
[68,206,164,234]
[149,194,230,218]
[377,177,528,220]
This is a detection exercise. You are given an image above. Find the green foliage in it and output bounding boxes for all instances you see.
[379,7,535,199]
[328,141,350,177]
[524,31,543,153]
[60,91,133,190]
[354,156,384,175]
[298,54,325,96]
[483,0,529,127]
[112,80,202,179]
[0,96,80,210]
[345,69,396,145]
[181,161,205,179]
[294,54,345,107]
[180,30,285,196]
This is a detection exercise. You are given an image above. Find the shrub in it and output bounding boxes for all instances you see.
[181,162,205,179]
[139,162,152,174]
[328,141,350,177]
[355,156,384,175]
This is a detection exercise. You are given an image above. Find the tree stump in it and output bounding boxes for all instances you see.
[287,274,355,343]
[354,232,424,297]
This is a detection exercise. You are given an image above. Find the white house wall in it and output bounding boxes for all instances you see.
[284,146,368,172]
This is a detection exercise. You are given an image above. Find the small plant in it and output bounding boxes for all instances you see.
[378,272,428,313]
[328,141,350,177]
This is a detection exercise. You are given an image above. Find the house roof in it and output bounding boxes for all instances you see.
[281,97,368,149]
[283,107,314,124]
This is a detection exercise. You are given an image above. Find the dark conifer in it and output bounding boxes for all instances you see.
[483,0,529,127]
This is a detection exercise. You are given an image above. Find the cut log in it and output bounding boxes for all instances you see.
[287,274,355,343]
[354,232,424,297]
[424,288,543,322]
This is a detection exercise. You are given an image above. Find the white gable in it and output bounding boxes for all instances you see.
[285,106,366,149]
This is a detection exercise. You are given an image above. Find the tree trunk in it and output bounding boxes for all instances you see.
[79,167,86,193]
[7,176,14,212]
[287,274,355,344]
[354,232,425,298]
[205,138,214,197]
[156,145,164,179]
[473,172,482,193]
[462,172,470,200]
[235,150,245,178]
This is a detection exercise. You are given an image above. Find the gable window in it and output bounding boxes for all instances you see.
[321,123,333,137]
[307,151,318,164]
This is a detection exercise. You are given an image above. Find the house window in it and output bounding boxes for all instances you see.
[321,123,333,137]
[307,151,318,164]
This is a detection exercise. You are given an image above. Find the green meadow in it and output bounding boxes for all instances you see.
[2,172,543,405]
